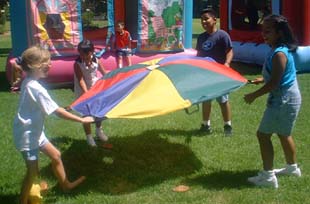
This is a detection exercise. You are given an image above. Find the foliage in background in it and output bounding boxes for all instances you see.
[81,0,107,15]
[82,10,95,29]
[193,0,219,18]
[0,0,8,33]
[81,0,107,30]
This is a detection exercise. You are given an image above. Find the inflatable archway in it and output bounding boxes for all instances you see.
[220,0,310,66]
[6,0,195,87]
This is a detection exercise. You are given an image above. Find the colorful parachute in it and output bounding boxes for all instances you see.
[70,56,247,119]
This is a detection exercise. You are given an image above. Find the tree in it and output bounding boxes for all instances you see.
[81,0,107,15]
[193,0,219,18]
[0,0,8,26]
[0,0,8,8]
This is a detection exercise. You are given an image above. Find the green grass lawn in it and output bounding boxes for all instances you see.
[1,20,310,204]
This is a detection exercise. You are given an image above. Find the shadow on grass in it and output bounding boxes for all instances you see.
[0,48,11,57]
[0,194,19,204]
[231,62,262,76]
[41,130,202,200]
[184,169,258,190]
[0,71,10,92]
[140,128,216,144]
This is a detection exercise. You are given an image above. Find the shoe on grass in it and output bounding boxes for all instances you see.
[248,171,278,188]
[224,124,232,136]
[86,135,97,147]
[200,124,212,134]
[274,165,301,177]
[96,128,108,142]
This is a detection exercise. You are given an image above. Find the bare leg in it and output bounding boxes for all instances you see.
[95,121,102,129]
[40,142,86,191]
[117,56,123,68]
[125,56,132,67]
[219,101,231,122]
[20,160,38,204]
[257,131,274,171]
[83,123,91,135]
[202,101,212,121]
[278,135,297,165]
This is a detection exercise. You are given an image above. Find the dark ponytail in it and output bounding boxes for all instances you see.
[263,14,298,52]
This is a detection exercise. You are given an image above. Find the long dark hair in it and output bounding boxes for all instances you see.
[263,14,297,52]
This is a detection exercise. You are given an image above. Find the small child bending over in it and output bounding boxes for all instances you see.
[74,39,111,147]
[13,45,94,204]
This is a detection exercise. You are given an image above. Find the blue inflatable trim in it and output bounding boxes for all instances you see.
[293,46,310,74]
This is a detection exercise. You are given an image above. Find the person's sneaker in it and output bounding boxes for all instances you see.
[248,171,278,188]
[96,128,109,142]
[274,166,301,177]
[224,124,232,136]
[86,135,97,147]
[200,124,212,134]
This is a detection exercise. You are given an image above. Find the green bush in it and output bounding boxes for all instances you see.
[0,11,6,25]
[0,24,4,34]
[82,10,94,28]
[0,6,8,34]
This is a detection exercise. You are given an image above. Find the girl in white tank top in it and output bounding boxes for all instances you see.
[73,40,112,148]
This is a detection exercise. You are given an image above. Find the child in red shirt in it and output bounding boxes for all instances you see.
[111,21,132,68]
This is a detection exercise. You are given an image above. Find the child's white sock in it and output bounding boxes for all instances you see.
[224,121,232,126]
[264,170,275,177]
[202,120,211,126]
[287,163,298,169]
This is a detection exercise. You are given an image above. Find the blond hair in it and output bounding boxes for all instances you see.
[21,45,51,72]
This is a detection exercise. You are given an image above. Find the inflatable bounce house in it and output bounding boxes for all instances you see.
[219,0,310,68]
[6,0,194,87]
[6,0,310,88]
